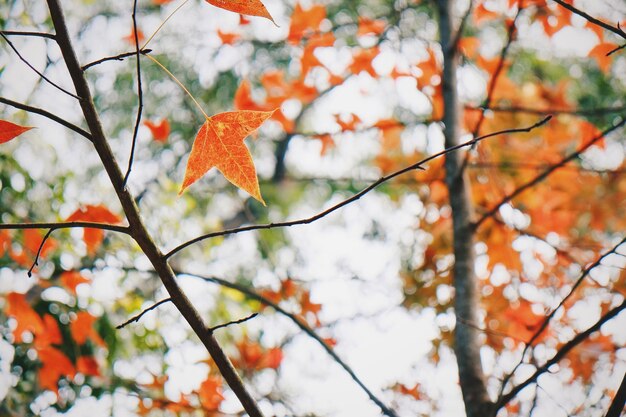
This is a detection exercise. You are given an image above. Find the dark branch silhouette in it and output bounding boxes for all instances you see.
[116,298,173,329]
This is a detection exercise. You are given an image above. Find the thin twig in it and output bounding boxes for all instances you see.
[165,116,551,258]
[473,117,626,229]
[27,228,54,277]
[468,104,626,117]
[0,96,92,141]
[177,269,400,417]
[0,30,56,40]
[607,43,626,56]
[0,221,130,233]
[450,0,474,53]
[81,49,152,71]
[122,0,144,187]
[116,298,172,329]
[551,0,626,39]
[497,299,626,408]
[0,32,80,100]
[208,313,259,333]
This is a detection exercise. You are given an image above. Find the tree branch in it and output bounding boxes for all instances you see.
[0,32,80,100]
[551,0,626,39]
[0,30,56,40]
[177,270,399,417]
[116,298,172,329]
[46,1,265,415]
[605,371,626,417]
[497,299,626,408]
[0,96,92,141]
[473,117,626,229]
[208,313,258,333]
[468,104,626,117]
[0,221,130,233]
[81,49,152,71]
[165,116,551,258]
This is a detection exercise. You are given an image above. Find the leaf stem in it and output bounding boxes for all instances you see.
[141,0,190,49]
[145,54,209,119]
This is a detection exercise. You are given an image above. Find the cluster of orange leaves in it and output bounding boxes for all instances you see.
[259,278,323,327]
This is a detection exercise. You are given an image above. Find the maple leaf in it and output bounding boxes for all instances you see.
[259,347,283,369]
[76,356,100,377]
[349,47,380,77]
[66,204,123,255]
[312,133,334,155]
[179,110,275,204]
[217,29,240,45]
[588,42,618,73]
[143,119,170,142]
[6,292,44,342]
[70,311,106,347]
[35,314,63,350]
[288,3,326,44]
[38,346,76,392]
[60,271,90,294]
[357,17,386,36]
[197,376,224,410]
[474,2,499,25]
[123,27,145,45]
[0,120,33,144]
[204,0,275,24]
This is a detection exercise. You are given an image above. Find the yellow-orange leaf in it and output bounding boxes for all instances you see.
[288,3,326,43]
[0,120,33,144]
[204,0,275,24]
[180,110,275,204]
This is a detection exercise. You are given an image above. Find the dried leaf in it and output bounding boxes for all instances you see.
[205,0,275,24]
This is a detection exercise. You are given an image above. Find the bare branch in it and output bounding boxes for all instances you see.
[165,116,551,258]
[0,96,92,141]
[551,0,626,40]
[468,104,626,117]
[81,49,152,71]
[116,298,172,329]
[605,371,626,417]
[474,118,626,229]
[0,32,80,100]
[27,228,54,277]
[208,313,259,333]
[0,221,130,233]
[177,270,399,417]
[122,0,144,187]
[0,30,56,40]
[498,299,626,408]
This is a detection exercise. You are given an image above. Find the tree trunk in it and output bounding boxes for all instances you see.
[437,1,493,415]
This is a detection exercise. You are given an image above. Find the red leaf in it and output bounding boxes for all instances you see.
[179,110,275,204]
[38,346,76,393]
[60,271,90,294]
[66,205,123,255]
[35,314,62,349]
[144,119,170,142]
[0,120,33,144]
[76,356,100,377]
[204,0,275,24]
[259,347,283,369]
[217,29,240,45]
[197,376,224,410]
[123,27,145,45]
[6,292,44,342]
[70,311,106,347]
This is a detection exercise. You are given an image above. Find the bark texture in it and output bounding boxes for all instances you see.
[437,1,493,415]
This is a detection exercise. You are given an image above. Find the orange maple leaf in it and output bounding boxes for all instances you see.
[357,17,386,36]
[60,271,90,294]
[259,347,283,369]
[349,47,380,77]
[217,29,240,45]
[144,119,170,142]
[588,42,618,73]
[288,3,326,44]
[35,314,63,350]
[22,228,58,261]
[204,0,275,24]
[77,356,100,376]
[123,27,145,45]
[38,346,76,392]
[70,311,106,347]
[197,376,225,410]
[179,110,275,204]
[0,120,33,144]
[6,292,44,342]
[66,204,123,255]
[474,2,499,25]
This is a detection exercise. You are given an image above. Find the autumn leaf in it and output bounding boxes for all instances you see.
[6,292,44,342]
[60,271,90,294]
[204,0,275,25]
[38,346,76,392]
[35,314,63,350]
[70,311,106,347]
[259,347,283,369]
[588,42,618,73]
[217,29,240,45]
[66,204,123,255]
[197,376,224,410]
[144,119,170,142]
[76,356,100,377]
[357,17,386,36]
[179,110,275,204]
[288,3,326,44]
[123,27,145,45]
[349,47,380,77]
[0,120,33,144]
